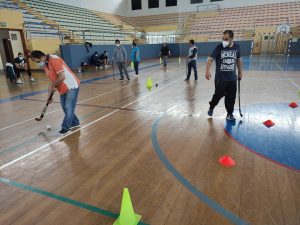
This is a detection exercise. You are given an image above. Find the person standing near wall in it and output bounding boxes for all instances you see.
[185,39,198,81]
[160,43,170,67]
[205,30,243,121]
[131,42,140,76]
[31,50,81,135]
[112,39,130,81]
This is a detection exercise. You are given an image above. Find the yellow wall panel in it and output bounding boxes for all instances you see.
[0,9,24,29]
[27,38,61,69]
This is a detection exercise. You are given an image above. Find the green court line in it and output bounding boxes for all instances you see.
[0,177,149,225]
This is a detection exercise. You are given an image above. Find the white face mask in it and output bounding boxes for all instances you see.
[116,44,120,47]
[222,41,230,48]
[38,61,45,67]
[19,56,24,60]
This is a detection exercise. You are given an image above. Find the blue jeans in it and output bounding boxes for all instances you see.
[163,56,168,66]
[60,88,80,131]
[187,60,198,80]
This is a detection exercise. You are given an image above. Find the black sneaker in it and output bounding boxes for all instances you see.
[226,114,236,121]
[184,79,189,81]
[119,78,124,80]
[59,129,70,136]
[208,107,214,116]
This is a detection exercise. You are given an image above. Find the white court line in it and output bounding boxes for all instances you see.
[0,83,133,132]
[289,79,300,90]
[0,76,183,170]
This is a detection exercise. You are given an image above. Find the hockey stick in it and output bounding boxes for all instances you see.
[238,79,243,118]
[35,91,55,121]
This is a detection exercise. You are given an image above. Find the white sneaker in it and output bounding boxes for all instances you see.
[70,124,80,130]
[17,79,24,84]
[30,77,35,82]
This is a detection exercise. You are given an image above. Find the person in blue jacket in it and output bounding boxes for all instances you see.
[131,42,140,76]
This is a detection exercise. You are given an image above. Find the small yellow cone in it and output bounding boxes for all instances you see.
[160,57,162,64]
[147,77,153,90]
[131,61,134,69]
[113,188,141,225]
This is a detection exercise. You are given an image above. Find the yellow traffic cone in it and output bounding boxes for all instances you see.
[147,77,153,90]
[131,61,134,69]
[160,57,162,64]
[113,188,141,225]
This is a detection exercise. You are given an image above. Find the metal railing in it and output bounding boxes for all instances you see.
[197,4,220,13]
[23,21,252,45]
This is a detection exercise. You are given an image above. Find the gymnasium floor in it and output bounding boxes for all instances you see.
[0,55,299,225]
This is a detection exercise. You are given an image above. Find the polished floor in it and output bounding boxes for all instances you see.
[0,55,299,225]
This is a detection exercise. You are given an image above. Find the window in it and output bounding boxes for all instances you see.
[166,0,177,7]
[132,0,141,10]
[191,0,203,3]
[10,33,18,40]
[148,0,159,8]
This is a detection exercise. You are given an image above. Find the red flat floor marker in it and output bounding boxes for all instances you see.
[289,102,298,108]
[218,155,235,167]
[263,120,275,128]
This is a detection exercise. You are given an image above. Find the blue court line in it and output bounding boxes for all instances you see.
[151,114,249,225]
[0,177,149,225]
[0,62,163,104]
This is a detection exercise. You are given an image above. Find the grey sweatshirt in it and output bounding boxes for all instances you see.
[112,46,127,63]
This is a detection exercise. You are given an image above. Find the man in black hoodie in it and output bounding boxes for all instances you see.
[160,43,170,67]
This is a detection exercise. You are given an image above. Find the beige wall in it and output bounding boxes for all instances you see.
[0,9,24,29]
[27,39,61,69]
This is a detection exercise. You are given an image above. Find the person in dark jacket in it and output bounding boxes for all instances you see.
[91,51,101,68]
[160,43,170,67]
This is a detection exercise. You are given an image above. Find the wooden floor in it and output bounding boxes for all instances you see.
[0,57,299,225]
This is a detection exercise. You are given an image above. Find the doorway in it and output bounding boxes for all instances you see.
[0,29,27,74]
[275,34,290,54]
[260,34,277,54]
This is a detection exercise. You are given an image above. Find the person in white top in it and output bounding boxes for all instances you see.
[185,39,198,81]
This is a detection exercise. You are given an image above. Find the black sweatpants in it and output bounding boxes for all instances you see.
[134,61,139,75]
[209,80,237,114]
[15,68,32,78]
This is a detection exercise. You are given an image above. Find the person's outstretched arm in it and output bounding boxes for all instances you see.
[205,57,213,80]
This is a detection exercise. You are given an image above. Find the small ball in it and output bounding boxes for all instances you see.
[46,125,51,130]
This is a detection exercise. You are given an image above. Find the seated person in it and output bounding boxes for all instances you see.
[91,51,101,68]
[14,52,35,84]
[100,51,109,68]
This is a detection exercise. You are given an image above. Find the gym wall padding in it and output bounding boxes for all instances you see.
[290,39,300,55]
[60,41,252,69]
